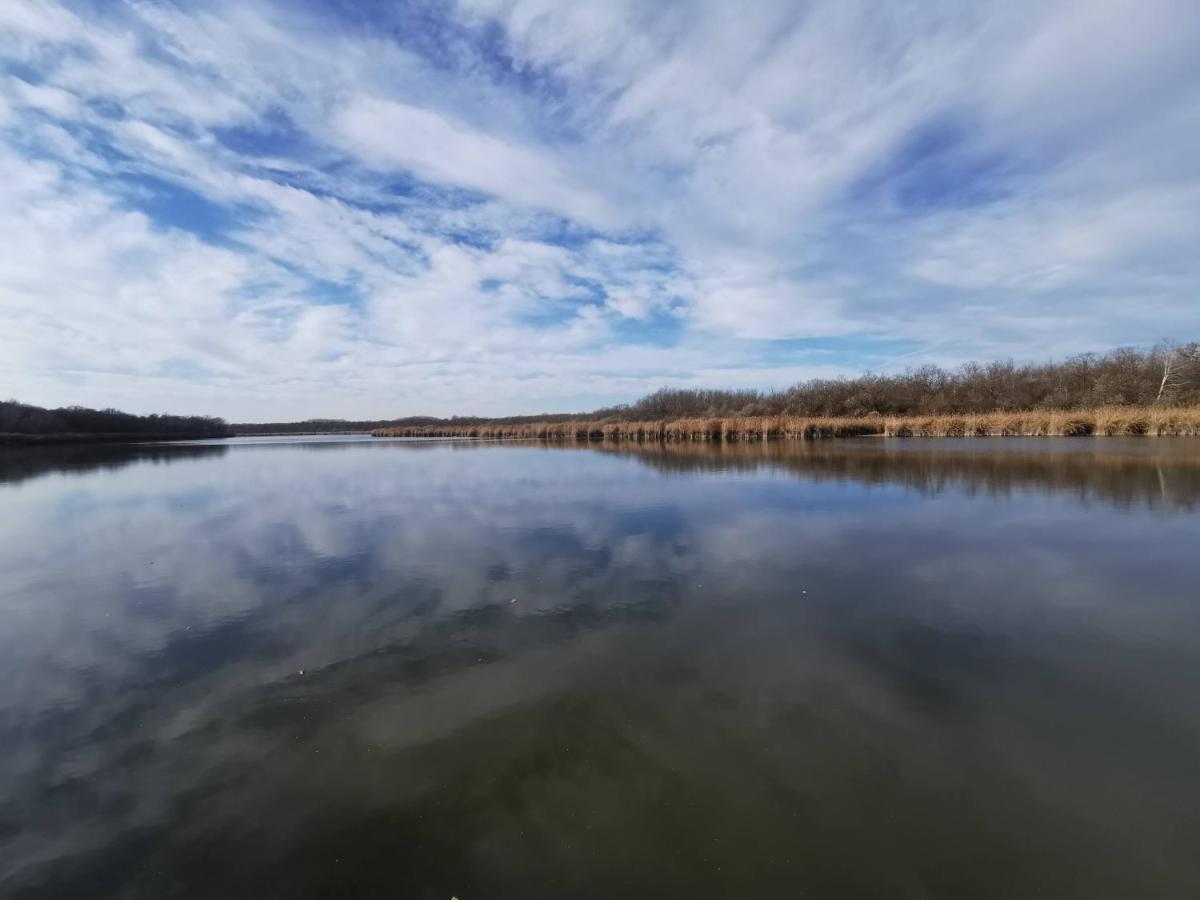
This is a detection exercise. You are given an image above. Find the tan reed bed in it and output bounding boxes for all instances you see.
[374,415,883,441]
[373,406,1200,441]
[882,406,1200,437]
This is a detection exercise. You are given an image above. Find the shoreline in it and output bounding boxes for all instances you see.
[372,406,1200,441]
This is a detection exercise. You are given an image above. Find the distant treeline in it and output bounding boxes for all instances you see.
[0,400,230,443]
[9,343,1197,443]
[231,414,579,435]
[232,417,437,435]
[595,342,1200,421]
[243,341,1200,434]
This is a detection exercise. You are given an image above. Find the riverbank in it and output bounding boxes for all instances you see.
[372,406,1200,441]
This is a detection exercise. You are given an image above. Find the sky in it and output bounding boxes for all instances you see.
[1,0,1198,420]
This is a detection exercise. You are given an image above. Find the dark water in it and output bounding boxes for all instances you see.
[1,436,1199,899]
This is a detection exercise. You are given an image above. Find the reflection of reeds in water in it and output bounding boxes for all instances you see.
[374,407,1200,441]
[582,440,1200,511]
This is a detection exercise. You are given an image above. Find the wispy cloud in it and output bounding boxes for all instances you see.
[1,0,1197,417]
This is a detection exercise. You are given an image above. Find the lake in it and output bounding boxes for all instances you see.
[1,436,1199,899]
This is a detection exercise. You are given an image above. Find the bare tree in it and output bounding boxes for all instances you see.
[1155,340,1200,403]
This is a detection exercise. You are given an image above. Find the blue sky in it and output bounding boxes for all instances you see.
[1,0,1197,419]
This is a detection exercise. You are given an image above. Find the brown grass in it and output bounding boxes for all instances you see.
[882,406,1200,437]
[372,406,1200,441]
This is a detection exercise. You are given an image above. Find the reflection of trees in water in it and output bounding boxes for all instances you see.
[4,439,1200,897]
[0,443,227,486]
[0,436,493,486]
[581,440,1200,511]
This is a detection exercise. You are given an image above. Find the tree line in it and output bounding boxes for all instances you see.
[229,414,580,434]
[231,414,584,434]
[0,400,231,439]
[243,341,1199,432]
[593,342,1200,422]
[5,342,1196,440]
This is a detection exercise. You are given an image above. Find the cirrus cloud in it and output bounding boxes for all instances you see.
[0,0,1197,418]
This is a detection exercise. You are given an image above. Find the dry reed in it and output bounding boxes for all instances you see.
[372,406,1200,441]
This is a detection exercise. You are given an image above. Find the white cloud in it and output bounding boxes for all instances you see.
[909,182,1200,294]
[0,0,1197,417]
[462,0,1200,349]
[334,96,616,227]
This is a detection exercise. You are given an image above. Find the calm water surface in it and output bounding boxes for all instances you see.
[1,437,1199,898]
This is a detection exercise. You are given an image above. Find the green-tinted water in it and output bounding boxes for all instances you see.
[2,437,1198,898]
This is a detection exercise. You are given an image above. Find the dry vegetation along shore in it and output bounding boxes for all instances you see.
[374,406,1200,441]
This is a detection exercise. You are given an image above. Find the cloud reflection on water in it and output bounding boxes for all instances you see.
[1,438,1198,897]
